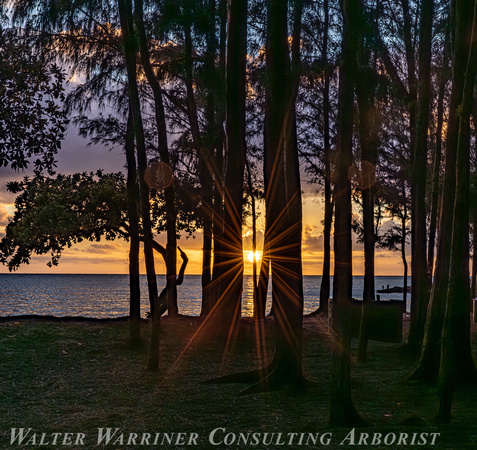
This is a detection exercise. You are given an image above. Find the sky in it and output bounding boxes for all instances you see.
[0,122,407,276]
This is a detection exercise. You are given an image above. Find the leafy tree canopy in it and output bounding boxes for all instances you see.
[0,171,128,270]
[0,27,68,174]
[0,170,201,271]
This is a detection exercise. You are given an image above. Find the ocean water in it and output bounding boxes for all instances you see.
[0,274,410,319]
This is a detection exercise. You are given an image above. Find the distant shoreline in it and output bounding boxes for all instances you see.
[0,273,409,276]
[0,314,133,323]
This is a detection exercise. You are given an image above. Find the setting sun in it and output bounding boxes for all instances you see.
[247,251,262,262]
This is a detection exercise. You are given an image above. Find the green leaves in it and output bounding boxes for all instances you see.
[0,29,68,175]
[0,172,128,270]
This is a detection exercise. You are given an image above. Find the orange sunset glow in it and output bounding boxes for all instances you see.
[0,193,406,276]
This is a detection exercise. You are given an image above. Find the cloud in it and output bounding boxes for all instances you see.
[302,224,325,252]
[75,242,124,255]
[242,229,265,250]
[0,203,11,228]
[302,192,324,205]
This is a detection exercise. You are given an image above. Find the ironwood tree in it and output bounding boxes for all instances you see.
[355,2,382,362]
[412,0,474,383]
[435,0,477,423]
[205,0,307,392]
[406,0,434,357]
[330,0,365,426]
[118,0,162,370]
[211,0,248,339]
[133,0,178,318]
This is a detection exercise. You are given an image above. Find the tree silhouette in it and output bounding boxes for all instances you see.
[412,0,473,384]
[0,28,68,174]
[330,0,365,427]
[406,0,434,357]
[117,0,162,370]
[435,0,477,422]
[134,0,178,318]
[212,0,248,339]
[205,0,307,392]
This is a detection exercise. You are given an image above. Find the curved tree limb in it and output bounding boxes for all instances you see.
[140,237,189,317]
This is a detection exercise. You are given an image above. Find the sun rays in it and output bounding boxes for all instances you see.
[246,250,262,263]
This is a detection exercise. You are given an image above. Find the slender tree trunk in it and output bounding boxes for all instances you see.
[206,0,305,391]
[401,0,426,357]
[436,0,477,422]
[330,0,364,426]
[356,107,377,362]
[356,16,381,360]
[200,209,213,316]
[402,226,409,308]
[210,0,228,314]
[134,0,178,318]
[407,0,434,357]
[471,111,477,302]
[258,0,305,389]
[125,105,142,344]
[182,10,216,316]
[427,25,450,284]
[471,213,477,304]
[257,231,270,320]
[214,0,247,338]
[401,183,409,308]
[117,0,161,370]
[319,0,332,317]
[200,0,218,316]
[245,159,260,320]
[411,0,471,382]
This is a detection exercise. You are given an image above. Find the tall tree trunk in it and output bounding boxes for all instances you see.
[407,0,434,356]
[356,12,381,360]
[436,0,477,422]
[125,105,142,344]
[117,0,161,370]
[411,0,471,382]
[134,0,178,318]
[254,0,305,390]
[210,0,228,314]
[401,182,409,308]
[471,210,477,306]
[257,230,270,320]
[205,0,305,392]
[245,159,260,320]
[214,0,247,338]
[471,110,477,302]
[200,0,218,316]
[181,7,216,316]
[330,0,364,426]
[427,25,450,284]
[200,201,213,316]
[319,0,332,317]
[402,221,409,308]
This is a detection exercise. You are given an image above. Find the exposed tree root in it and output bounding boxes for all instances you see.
[203,367,269,385]
[239,366,315,396]
[330,398,370,428]
[204,359,316,395]
[407,362,439,384]
[408,358,477,385]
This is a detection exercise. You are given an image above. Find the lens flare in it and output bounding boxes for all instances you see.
[247,251,262,262]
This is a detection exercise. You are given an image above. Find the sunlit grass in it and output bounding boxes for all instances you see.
[1,318,476,448]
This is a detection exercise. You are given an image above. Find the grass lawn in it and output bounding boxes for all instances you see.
[1,314,476,449]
